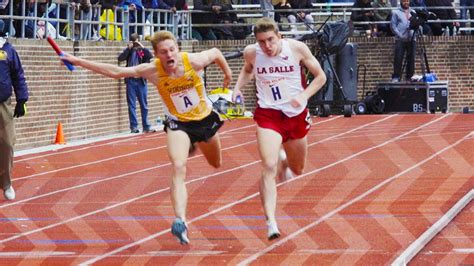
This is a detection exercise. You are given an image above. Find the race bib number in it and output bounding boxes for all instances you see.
[264,79,289,103]
[171,88,200,114]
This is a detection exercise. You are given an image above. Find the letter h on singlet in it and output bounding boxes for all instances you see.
[271,85,281,101]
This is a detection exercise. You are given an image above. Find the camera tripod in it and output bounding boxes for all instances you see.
[296,15,354,117]
[401,26,431,81]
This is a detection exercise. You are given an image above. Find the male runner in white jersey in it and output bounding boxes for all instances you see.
[60,31,232,245]
[233,17,326,240]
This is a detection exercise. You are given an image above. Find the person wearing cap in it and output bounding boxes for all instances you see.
[0,22,29,200]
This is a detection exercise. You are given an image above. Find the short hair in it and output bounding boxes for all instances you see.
[253,17,279,36]
[130,33,139,42]
[150,31,177,50]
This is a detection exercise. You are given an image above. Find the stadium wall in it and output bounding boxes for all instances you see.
[9,36,473,150]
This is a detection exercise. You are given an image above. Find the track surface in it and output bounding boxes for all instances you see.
[1,113,473,265]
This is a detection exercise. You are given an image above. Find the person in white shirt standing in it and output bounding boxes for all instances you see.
[233,17,326,240]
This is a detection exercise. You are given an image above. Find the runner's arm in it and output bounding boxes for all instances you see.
[293,41,326,107]
[60,52,153,79]
[232,46,255,102]
[189,48,233,88]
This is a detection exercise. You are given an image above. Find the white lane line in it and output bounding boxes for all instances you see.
[391,189,474,266]
[0,160,260,245]
[13,145,166,182]
[0,251,76,257]
[147,250,226,256]
[78,115,400,265]
[0,116,380,248]
[452,248,474,254]
[12,124,257,182]
[5,119,339,207]
[240,119,474,266]
[1,141,255,209]
[14,132,159,160]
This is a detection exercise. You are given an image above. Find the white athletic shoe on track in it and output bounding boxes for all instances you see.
[278,149,294,181]
[267,220,281,240]
[3,186,15,201]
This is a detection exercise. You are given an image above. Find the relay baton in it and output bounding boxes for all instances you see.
[46,36,75,71]
[235,95,242,104]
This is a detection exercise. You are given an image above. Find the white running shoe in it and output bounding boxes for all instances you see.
[267,220,281,240]
[279,167,295,181]
[278,149,294,181]
[4,186,15,200]
[279,149,287,162]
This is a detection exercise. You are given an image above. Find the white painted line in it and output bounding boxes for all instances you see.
[0,251,76,257]
[79,116,407,265]
[391,189,474,266]
[1,115,388,264]
[452,248,474,254]
[0,117,350,243]
[298,249,383,254]
[14,124,255,162]
[0,160,260,245]
[3,119,339,208]
[15,132,151,158]
[13,144,168,182]
[147,250,226,256]
[12,124,256,181]
[240,127,473,266]
[1,141,256,209]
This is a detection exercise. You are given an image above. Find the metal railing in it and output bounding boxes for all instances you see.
[1,1,473,41]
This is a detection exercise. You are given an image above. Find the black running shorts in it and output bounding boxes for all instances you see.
[163,111,224,144]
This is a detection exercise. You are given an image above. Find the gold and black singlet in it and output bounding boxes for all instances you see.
[155,52,212,122]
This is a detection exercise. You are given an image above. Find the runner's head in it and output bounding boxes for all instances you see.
[254,17,282,57]
[150,31,180,71]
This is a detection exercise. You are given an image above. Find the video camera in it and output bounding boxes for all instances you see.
[409,9,437,30]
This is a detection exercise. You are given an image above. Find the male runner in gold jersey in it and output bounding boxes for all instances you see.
[61,31,233,245]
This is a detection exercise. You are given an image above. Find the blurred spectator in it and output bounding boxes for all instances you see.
[0,0,14,37]
[272,0,291,24]
[101,0,118,10]
[287,0,314,33]
[159,0,183,29]
[372,0,393,36]
[117,33,154,134]
[24,1,48,38]
[0,21,29,201]
[351,0,378,36]
[172,0,188,38]
[192,0,233,40]
[119,0,145,35]
[425,0,459,35]
[99,0,122,40]
[260,0,274,19]
[142,0,187,37]
[459,0,473,34]
[191,0,247,40]
[213,0,239,40]
[71,0,99,40]
[410,0,433,35]
[390,0,415,82]
[240,0,259,3]
[219,0,251,39]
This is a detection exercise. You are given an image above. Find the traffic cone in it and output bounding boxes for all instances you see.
[54,122,66,144]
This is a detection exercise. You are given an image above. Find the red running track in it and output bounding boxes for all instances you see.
[0,113,472,265]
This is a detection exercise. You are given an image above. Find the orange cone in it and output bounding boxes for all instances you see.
[54,122,66,144]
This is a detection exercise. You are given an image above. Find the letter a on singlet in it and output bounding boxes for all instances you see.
[183,96,193,108]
